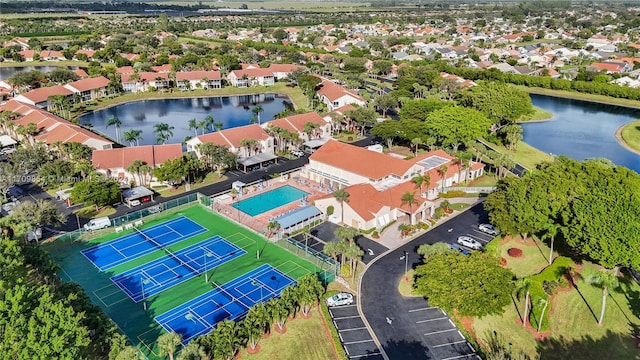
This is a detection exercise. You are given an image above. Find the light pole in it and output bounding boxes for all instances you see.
[304,231,309,258]
[400,251,408,283]
[141,277,151,310]
[251,280,263,303]
[204,251,214,283]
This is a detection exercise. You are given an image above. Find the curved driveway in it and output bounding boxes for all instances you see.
[360,203,489,360]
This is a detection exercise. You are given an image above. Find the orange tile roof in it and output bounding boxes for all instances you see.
[264,112,325,133]
[176,70,221,81]
[92,144,183,169]
[74,69,89,78]
[17,85,73,104]
[229,68,274,78]
[193,124,269,148]
[116,66,135,75]
[316,77,364,102]
[267,64,305,73]
[191,131,229,147]
[65,76,109,92]
[310,140,413,179]
[151,64,173,73]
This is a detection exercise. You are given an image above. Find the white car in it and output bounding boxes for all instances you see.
[326,292,354,307]
[291,149,304,157]
[478,224,499,236]
[457,236,483,250]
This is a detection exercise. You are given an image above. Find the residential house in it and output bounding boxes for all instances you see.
[13,85,73,109]
[262,112,330,150]
[316,77,366,112]
[186,123,273,159]
[18,50,65,61]
[92,144,183,186]
[267,64,306,80]
[0,100,113,150]
[176,70,222,90]
[121,72,170,93]
[227,68,275,87]
[63,76,111,102]
[588,61,632,74]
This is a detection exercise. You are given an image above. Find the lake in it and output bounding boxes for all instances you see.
[522,94,640,173]
[0,65,79,81]
[78,93,290,145]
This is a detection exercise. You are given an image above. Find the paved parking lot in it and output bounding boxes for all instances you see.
[455,226,495,251]
[405,301,479,360]
[329,301,384,360]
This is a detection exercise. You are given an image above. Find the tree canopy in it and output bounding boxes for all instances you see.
[414,252,514,317]
[425,106,492,151]
[457,81,533,126]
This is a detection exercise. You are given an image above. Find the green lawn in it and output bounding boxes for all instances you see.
[518,86,640,110]
[618,119,640,154]
[473,237,640,359]
[487,140,555,170]
[235,306,336,360]
[44,204,326,359]
[518,106,554,122]
[73,205,117,219]
[449,203,470,211]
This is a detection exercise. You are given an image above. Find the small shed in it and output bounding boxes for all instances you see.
[271,206,323,232]
[122,186,154,206]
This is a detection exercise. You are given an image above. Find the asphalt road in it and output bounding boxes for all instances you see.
[360,203,490,360]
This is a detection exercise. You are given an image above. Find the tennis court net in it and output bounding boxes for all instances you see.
[134,227,200,275]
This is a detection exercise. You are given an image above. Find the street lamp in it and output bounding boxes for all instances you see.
[251,280,263,303]
[141,277,151,310]
[399,251,408,283]
[185,312,197,333]
[204,251,214,283]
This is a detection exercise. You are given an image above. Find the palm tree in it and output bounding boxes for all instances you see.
[243,309,264,352]
[198,120,207,135]
[139,165,152,186]
[279,286,300,318]
[266,221,281,238]
[106,115,122,142]
[297,274,324,316]
[157,332,182,360]
[211,319,244,360]
[515,278,532,327]
[332,188,350,225]
[126,160,145,186]
[176,342,205,360]
[123,129,143,146]
[345,242,364,281]
[154,122,174,144]
[188,118,199,137]
[587,268,620,326]
[411,137,423,157]
[542,222,561,265]
[322,241,341,263]
[535,297,549,334]
[239,138,258,157]
[268,297,289,333]
[438,164,448,193]
[334,226,360,245]
[252,104,264,124]
[400,191,419,225]
[411,173,431,197]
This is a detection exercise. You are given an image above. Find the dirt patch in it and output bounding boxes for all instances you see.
[274,325,287,334]
[500,257,508,267]
[301,311,312,319]
[246,344,261,354]
[508,248,524,258]
[453,309,478,342]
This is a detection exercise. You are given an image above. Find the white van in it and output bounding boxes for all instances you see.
[84,217,111,231]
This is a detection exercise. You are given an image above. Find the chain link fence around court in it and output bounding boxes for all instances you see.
[52,192,203,246]
[275,236,338,285]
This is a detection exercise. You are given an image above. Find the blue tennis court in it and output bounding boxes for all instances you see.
[155,264,296,344]
[111,236,246,302]
[81,216,206,271]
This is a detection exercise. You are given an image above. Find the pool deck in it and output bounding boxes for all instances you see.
[214,178,330,234]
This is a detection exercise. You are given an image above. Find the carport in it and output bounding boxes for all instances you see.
[271,206,323,233]
[122,186,154,207]
[237,153,278,172]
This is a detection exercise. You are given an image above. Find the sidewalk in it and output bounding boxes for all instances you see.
[376,197,485,250]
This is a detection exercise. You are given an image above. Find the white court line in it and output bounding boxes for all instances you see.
[334,315,362,320]
[432,340,468,348]
[338,327,367,332]
[349,353,382,359]
[416,316,448,323]
[409,306,437,312]
[424,328,458,336]
[343,339,374,345]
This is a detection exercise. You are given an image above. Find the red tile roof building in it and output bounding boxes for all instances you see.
[262,112,330,143]
[186,124,273,159]
[92,144,183,185]
[315,77,366,112]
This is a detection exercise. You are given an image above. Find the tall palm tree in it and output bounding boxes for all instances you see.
[123,129,143,146]
[542,222,561,265]
[267,221,281,238]
[437,164,448,193]
[535,297,549,334]
[176,342,205,360]
[411,137,423,157]
[211,319,244,360]
[400,191,419,225]
[252,104,264,125]
[239,138,258,157]
[298,274,324,316]
[106,115,122,142]
[333,188,350,225]
[198,120,207,135]
[322,241,341,263]
[188,118,199,137]
[204,114,216,131]
[334,226,360,245]
[157,332,182,360]
[587,268,620,326]
[411,173,431,197]
[268,297,289,332]
[345,242,364,281]
[153,122,174,144]
[515,278,532,327]
[243,309,264,352]
[126,159,145,186]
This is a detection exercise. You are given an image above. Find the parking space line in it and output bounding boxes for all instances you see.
[349,352,382,359]
[332,304,357,309]
[441,355,478,360]
[338,327,367,332]
[334,315,362,320]
[432,340,468,348]
[408,306,437,312]
[416,316,448,323]
[344,339,375,345]
[424,328,458,336]
[449,319,456,327]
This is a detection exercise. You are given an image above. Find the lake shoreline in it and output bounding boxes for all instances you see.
[615,120,640,156]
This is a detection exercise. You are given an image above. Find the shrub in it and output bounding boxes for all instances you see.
[360,227,376,234]
[507,248,523,258]
[542,280,560,295]
[340,263,351,277]
[418,222,430,230]
[372,231,379,238]
[441,190,466,198]
[326,205,334,216]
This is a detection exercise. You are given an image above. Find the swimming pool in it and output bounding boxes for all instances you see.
[232,185,308,216]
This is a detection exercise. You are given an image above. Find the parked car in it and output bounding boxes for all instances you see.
[291,149,304,157]
[326,292,354,307]
[449,243,471,255]
[478,224,499,236]
[84,217,111,231]
[129,199,141,207]
[457,236,483,250]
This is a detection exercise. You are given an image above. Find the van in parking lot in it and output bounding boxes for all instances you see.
[84,217,111,231]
